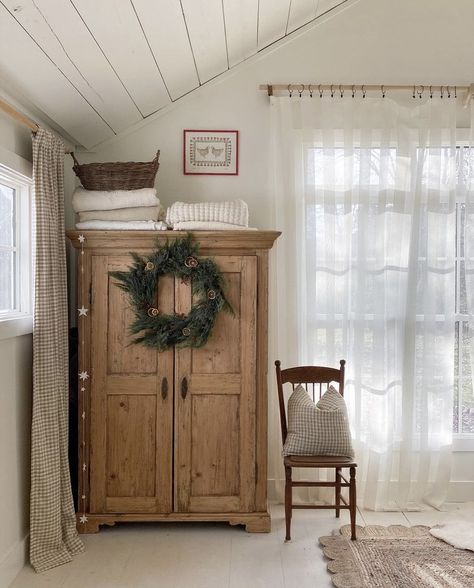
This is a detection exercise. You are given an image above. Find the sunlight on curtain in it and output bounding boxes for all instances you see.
[269,95,472,510]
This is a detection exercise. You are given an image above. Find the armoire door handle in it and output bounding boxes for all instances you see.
[161,377,168,400]
[181,377,188,400]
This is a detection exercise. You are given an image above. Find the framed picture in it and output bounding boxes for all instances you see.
[183,129,239,175]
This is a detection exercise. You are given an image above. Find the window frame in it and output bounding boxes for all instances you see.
[305,135,474,447]
[453,140,474,446]
[0,164,33,340]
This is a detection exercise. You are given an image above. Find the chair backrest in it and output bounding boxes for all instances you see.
[274,360,346,445]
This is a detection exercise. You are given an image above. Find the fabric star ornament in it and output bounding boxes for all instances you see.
[78,306,88,317]
[79,371,89,381]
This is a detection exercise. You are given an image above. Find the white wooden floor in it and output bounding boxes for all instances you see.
[11,504,456,588]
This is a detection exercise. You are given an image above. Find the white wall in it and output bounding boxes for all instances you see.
[0,335,32,587]
[0,109,33,587]
[70,0,474,502]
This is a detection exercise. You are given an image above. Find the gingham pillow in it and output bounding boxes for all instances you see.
[283,385,354,458]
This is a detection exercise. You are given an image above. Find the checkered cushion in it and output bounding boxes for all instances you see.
[283,385,354,458]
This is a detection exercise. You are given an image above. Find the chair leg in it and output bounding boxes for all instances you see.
[335,467,341,518]
[349,466,357,540]
[284,466,292,542]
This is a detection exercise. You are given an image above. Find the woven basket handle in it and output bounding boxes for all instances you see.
[154,150,160,162]
[70,152,80,166]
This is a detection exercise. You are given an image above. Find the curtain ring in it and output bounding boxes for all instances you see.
[454,86,457,98]
[298,84,305,98]
[429,85,433,99]
[417,85,424,99]
[362,85,366,98]
[351,85,356,98]
[330,84,335,98]
[412,85,416,99]
[440,86,444,99]
[319,84,323,98]
[446,85,451,98]
[308,84,313,98]
[339,85,344,98]
[288,84,293,98]
[381,85,386,98]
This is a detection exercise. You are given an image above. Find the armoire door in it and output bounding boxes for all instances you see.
[175,255,257,513]
[89,255,174,514]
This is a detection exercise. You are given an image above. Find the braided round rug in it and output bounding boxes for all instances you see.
[320,524,474,587]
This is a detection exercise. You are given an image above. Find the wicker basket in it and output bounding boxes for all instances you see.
[71,150,160,191]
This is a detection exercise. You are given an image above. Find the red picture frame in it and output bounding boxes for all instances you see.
[183,129,239,175]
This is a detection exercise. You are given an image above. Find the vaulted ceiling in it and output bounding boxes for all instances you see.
[0,0,346,149]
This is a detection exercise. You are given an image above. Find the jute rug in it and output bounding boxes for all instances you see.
[319,524,474,588]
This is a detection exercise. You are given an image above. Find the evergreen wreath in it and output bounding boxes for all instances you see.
[110,234,233,351]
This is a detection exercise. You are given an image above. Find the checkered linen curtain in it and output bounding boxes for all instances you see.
[30,128,83,572]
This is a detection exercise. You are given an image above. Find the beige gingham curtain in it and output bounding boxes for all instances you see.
[30,128,83,572]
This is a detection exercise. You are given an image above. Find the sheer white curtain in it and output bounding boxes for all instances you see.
[269,95,466,510]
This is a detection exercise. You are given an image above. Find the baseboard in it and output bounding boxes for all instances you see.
[268,478,474,504]
[0,535,28,587]
[447,481,474,503]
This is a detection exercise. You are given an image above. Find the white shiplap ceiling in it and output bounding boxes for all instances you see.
[0,0,346,148]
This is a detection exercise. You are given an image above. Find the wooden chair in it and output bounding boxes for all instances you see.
[275,359,357,541]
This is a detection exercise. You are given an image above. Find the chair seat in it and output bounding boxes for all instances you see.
[284,455,357,468]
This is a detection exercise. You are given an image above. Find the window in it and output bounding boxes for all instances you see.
[307,144,474,439]
[454,147,473,436]
[0,165,33,334]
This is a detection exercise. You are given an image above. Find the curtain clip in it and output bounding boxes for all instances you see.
[298,84,305,98]
[288,84,293,98]
[319,84,324,98]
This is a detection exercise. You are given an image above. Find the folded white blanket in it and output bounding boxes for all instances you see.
[172,221,257,231]
[72,187,159,212]
[75,220,168,231]
[78,206,163,222]
[166,200,248,227]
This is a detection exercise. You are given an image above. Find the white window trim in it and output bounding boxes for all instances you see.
[0,164,34,340]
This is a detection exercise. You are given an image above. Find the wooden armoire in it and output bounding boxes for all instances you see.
[67,230,279,533]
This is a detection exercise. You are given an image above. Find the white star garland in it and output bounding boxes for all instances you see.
[77,234,89,528]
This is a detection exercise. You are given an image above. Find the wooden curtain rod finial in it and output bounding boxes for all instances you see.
[267,85,273,96]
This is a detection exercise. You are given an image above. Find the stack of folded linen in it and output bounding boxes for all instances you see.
[73,187,168,230]
[166,199,255,230]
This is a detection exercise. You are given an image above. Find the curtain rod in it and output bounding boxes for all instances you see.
[260,84,474,106]
[0,96,72,153]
